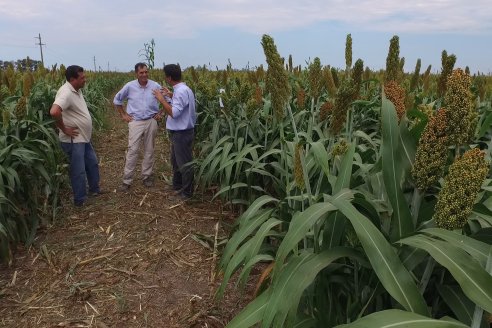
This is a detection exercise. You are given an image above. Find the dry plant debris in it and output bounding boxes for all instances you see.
[0,109,258,328]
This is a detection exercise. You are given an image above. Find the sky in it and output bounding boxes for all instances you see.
[1,0,491,74]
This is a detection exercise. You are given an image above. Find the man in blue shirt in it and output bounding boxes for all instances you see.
[153,64,196,199]
[114,63,164,191]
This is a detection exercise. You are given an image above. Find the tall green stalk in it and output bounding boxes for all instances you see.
[471,248,492,328]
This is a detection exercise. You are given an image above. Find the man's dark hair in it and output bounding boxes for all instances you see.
[164,64,181,81]
[65,65,84,81]
[135,62,148,72]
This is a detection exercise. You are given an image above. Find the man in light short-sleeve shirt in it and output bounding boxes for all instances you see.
[50,65,102,207]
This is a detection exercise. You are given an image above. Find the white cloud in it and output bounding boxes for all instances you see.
[146,0,492,35]
[0,0,46,18]
[0,0,490,73]
[0,0,490,41]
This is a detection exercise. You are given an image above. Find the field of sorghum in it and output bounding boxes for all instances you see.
[189,35,492,327]
[1,33,492,327]
[0,65,128,261]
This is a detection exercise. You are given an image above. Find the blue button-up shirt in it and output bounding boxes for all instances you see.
[166,82,196,131]
[113,80,161,120]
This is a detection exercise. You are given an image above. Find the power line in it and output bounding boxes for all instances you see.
[34,33,45,66]
[42,47,65,67]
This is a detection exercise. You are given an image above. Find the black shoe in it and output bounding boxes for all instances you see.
[168,193,191,202]
[163,184,180,192]
[74,198,96,207]
[143,178,154,187]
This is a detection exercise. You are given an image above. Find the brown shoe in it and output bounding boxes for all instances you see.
[118,183,130,192]
[89,190,109,197]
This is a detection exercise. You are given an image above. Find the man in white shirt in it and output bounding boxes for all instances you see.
[49,65,102,207]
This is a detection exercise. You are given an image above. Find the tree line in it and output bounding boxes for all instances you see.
[0,57,43,71]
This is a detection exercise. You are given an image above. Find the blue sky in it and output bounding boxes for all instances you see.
[1,0,491,74]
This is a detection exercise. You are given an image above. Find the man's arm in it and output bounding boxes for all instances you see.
[153,89,173,118]
[49,104,79,137]
[113,84,133,122]
[115,104,133,122]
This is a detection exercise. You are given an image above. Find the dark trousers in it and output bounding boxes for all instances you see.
[169,129,194,197]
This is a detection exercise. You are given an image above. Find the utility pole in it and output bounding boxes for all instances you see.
[93,56,97,71]
[34,33,45,66]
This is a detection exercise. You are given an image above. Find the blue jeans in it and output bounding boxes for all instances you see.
[61,142,100,205]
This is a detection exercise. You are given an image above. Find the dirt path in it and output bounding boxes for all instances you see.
[0,107,254,327]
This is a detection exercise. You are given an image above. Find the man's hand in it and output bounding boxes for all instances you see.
[62,126,79,137]
[153,89,173,118]
[121,112,133,123]
[50,104,80,137]
[115,104,133,123]
[152,89,165,102]
[161,87,172,98]
[153,111,164,121]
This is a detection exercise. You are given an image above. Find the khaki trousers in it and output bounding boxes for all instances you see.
[123,119,158,185]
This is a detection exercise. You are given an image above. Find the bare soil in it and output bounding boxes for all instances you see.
[0,107,257,327]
